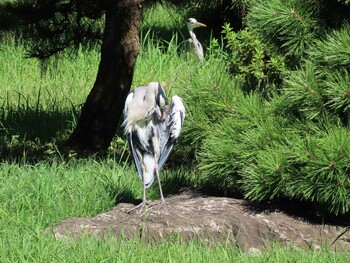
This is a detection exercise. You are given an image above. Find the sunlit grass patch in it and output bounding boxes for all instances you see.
[0,44,100,159]
[142,2,186,31]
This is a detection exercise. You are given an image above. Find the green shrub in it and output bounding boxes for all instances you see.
[196,0,350,215]
[246,0,323,62]
[198,93,269,193]
[222,24,286,97]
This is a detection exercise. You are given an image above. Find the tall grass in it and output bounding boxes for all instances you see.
[0,160,348,262]
[142,2,185,31]
[0,44,99,159]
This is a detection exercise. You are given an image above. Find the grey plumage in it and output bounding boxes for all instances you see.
[185,18,207,62]
[123,82,185,208]
[157,96,185,169]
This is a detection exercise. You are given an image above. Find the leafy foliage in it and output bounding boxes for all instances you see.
[194,0,350,215]
[174,53,242,163]
[222,23,286,96]
[246,0,323,63]
[339,0,350,5]
[198,93,269,194]
[167,0,251,15]
[279,62,326,121]
[309,23,350,69]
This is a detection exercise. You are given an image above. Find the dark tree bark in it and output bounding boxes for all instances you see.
[67,0,144,153]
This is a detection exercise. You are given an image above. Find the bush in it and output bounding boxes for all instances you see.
[222,23,286,97]
[194,0,350,215]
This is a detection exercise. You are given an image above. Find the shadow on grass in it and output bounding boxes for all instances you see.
[108,166,198,206]
[106,185,141,206]
[0,106,77,162]
[242,198,350,227]
[161,167,196,196]
[1,107,74,141]
[188,170,350,227]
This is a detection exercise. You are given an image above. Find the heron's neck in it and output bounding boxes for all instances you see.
[188,29,197,40]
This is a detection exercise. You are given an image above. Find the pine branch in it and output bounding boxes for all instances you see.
[0,0,104,61]
[246,0,322,62]
[281,62,326,120]
[309,23,350,69]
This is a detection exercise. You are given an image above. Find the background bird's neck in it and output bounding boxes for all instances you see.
[188,29,197,40]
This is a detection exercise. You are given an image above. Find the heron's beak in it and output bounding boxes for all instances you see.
[195,21,207,27]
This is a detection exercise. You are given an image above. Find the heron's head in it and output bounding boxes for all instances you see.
[148,82,166,108]
[186,18,207,31]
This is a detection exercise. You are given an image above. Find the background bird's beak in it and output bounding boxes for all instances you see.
[195,21,207,27]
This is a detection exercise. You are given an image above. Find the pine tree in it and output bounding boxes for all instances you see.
[196,0,350,215]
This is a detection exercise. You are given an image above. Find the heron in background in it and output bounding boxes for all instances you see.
[186,18,207,62]
[123,82,185,211]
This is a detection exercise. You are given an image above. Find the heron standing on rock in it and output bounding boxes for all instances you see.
[123,82,185,210]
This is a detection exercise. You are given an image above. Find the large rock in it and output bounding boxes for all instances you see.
[50,190,350,252]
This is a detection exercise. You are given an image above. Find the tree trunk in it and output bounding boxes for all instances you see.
[67,0,143,154]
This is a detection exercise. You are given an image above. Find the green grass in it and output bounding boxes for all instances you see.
[142,2,185,31]
[0,44,99,159]
[0,3,349,262]
[0,160,348,262]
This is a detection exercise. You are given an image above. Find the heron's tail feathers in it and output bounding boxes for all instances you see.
[143,153,156,189]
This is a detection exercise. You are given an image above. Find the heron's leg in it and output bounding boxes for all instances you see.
[155,166,165,204]
[127,183,148,214]
[142,178,147,205]
[139,159,148,205]
[127,161,148,214]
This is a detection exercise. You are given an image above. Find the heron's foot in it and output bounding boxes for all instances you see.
[147,198,177,213]
[127,200,149,214]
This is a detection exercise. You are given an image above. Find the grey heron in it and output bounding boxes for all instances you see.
[123,82,185,210]
[186,18,207,62]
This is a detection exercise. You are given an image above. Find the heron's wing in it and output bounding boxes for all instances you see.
[123,90,135,119]
[182,39,193,57]
[124,88,144,180]
[126,131,143,181]
[158,137,174,170]
[156,83,167,108]
[194,40,204,61]
[122,89,135,130]
[158,96,185,169]
[157,112,173,170]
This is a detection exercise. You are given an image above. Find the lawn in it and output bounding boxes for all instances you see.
[0,2,349,262]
